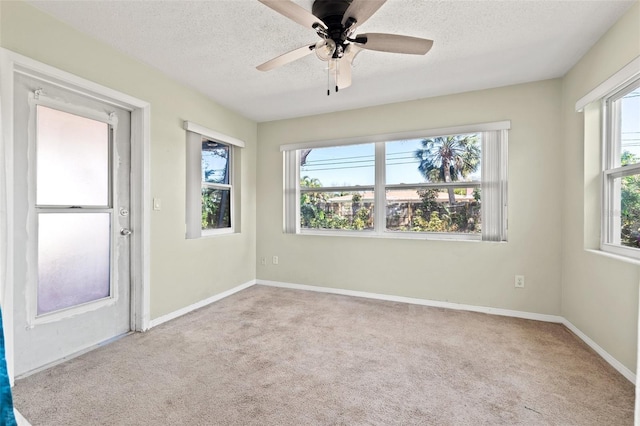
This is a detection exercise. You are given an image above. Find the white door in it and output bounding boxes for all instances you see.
[12,73,131,377]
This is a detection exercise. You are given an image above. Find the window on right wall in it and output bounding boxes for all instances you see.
[602,77,640,259]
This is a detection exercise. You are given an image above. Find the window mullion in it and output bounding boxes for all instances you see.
[374,142,386,234]
[300,185,374,193]
[203,182,232,191]
[604,163,640,179]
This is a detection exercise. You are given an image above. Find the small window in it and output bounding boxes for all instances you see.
[185,121,244,238]
[602,78,640,259]
[202,139,232,231]
[283,122,508,241]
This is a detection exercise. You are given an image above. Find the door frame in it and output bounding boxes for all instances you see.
[0,48,151,385]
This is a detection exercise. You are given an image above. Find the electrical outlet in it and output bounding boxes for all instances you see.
[260,257,266,265]
[272,256,279,265]
[515,275,525,288]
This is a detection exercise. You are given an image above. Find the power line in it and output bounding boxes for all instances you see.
[302,164,376,172]
[304,153,374,163]
[304,158,375,167]
[304,149,421,165]
[303,160,432,172]
[304,147,484,166]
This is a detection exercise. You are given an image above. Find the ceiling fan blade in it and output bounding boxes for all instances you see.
[354,33,433,55]
[329,45,360,89]
[336,58,352,89]
[256,44,315,71]
[259,0,326,30]
[344,43,363,63]
[341,0,386,27]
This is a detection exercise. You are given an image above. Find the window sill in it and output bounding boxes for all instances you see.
[186,228,237,239]
[297,229,489,242]
[586,248,640,266]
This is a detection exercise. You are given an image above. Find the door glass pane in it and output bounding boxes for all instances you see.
[36,105,110,206]
[38,213,111,315]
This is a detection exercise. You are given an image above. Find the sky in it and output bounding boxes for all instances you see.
[621,89,640,161]
[202,141,229,184]
[301,136,481,187]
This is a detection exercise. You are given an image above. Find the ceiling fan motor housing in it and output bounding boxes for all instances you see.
[312,0,354,56]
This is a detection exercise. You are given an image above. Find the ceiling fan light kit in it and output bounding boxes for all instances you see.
[257,0,433,95]
[315,39,337,61]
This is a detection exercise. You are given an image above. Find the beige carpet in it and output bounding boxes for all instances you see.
[13,285,634,425]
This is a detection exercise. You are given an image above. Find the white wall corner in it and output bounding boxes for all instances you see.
[147,280,256,329]
[561,318,636,384]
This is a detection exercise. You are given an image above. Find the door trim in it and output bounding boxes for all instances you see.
[0,48,152,385]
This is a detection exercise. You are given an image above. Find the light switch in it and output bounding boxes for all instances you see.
[153,198,162,211]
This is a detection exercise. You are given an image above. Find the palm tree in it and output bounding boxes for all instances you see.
[414,135,481,205]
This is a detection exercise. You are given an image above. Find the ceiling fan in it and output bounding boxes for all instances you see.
[256,0,433,94]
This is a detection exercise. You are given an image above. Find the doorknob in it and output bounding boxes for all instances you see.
[120,228,132,236]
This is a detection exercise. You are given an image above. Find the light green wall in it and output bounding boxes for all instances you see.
[0,1,258,319]
[560,1,640,372]
[257,79,564,316]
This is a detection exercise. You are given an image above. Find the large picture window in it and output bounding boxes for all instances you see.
[283,122,509,241]
[602,77,640,259]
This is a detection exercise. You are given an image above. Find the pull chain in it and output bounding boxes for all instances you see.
[327,61,331,96]
[335,60,339,93]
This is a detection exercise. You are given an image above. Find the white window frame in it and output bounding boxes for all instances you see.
[185,121,244,239]
[601,77,640,260]
[282,121,509,241]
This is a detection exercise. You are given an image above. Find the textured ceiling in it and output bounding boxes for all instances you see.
[27,0,635,122]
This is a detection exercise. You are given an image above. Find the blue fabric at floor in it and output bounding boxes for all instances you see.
[0,309,16,426]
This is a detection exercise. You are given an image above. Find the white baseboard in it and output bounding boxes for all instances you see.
[148,280,256,328]
[257,279,635,384]
[143,278,635,385]
[15,409,31,426]
[561,318,636,383]
[257,279,564,323]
